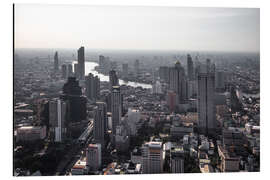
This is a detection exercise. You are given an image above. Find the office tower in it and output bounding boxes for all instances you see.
[74,63,79,79]
[100,90,112,113]
[215,71,225,90]
[167,91,179,113]
[77,46,85,80]
[61,64,67,79]
[60,77,87,123]
[115,124,130,152]
[170,147,184,173]
[142,141,164,174]
[93,102,107,148]
[111,86,122,135]
[169,61,188,103]
[16,126,46,142]
[187,80,196,98]
[109,70,119,90]
[49,98,66,142]
[206,59,211,73]
[159,66,170,83]
[127,108,141,136]
[54,51,59,72]
[99,55,105,70]
[85,73,100,101]
[122,63,128,78]
[111,61,117,70]
[197,71,216,135]
[86,144,102,171]
[36,98,49,127]
[152,80,162,94]
[105,92,112,113]
[67,64,73,77]
[230,86,242,112]
[187,54,194,80]
[134,59,140,76]
[194,58,201,81]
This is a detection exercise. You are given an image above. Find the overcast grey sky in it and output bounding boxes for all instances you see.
[14,4,260,52]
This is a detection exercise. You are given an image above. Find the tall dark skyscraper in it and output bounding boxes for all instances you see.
[54,51,59,72]
[85,73,100,101]
[169,61,188,103]
[206,58,211,73]
[67,64,73,77]
[215,71,225,90]
[111,86,122,135]
[122,63,128,78]
[77,46,85,80]
[105,92,112,113]
[109,70,119,90]
[61,64,67,79]
[94,102,107,148]
[159,66,170,83]
[60,77,87,123]
[187,54,194,80]
[74,63,79,79]
[134,59,140,76]
[197,65,216,135]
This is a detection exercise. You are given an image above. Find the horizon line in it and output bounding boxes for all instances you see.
[14,47,260,54]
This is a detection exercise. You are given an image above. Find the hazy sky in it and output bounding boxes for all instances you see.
[15,4,260,52]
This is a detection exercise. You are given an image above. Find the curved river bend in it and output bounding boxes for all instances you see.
[73,61,152,89]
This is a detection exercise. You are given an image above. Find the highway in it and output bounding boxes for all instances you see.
[55,122,94,175]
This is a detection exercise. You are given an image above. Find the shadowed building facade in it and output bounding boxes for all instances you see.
[54,51,59,72]
[197,71,216,135]
[77,46,85,80]
[93,102,107,148]
[60,77,87,123]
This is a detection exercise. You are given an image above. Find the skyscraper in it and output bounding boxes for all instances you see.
[115,124,130,152]
[206,58,211,73]
[86,144,102,171]
[122,63,128,78]
[54,51,59,72]
[111,86,122,135]
[159,66,170,83]
[61,64,67,79]
[74,63,79,79]
[67,64,73,77]
[197,69,216,135]
[134,59,139,76]
[60,77,87,123]
[93,102,107,148]
[109,70,119,90]
[187,54,194,80]
[142,141,164,174]
[98,55,106,69]
[77,46,85,80]
[85,73,100,101]
[167,91,179,113]
[215,71,225,90]
[169,61,188,103]
[127,108,141,136]
[49,98,67,142]
[170,147,185,173]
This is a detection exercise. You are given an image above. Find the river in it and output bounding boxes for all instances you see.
[237,90,260,98]
[73,61,152,89]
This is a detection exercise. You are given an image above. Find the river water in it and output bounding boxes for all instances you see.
[237,90,260,98]
[73,61,152,89]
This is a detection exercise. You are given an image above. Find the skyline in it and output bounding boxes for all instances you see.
[14,4,259,53]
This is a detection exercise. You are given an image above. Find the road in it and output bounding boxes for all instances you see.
[54,123,94,175]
